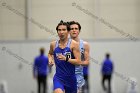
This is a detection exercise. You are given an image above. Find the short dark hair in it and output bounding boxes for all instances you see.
[106,53,110,59]
[69,21,81,31]
[56,20,70,31]
[40,47,45,55]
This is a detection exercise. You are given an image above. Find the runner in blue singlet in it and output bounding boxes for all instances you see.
[69,21,90,93]
[48,21,82,93]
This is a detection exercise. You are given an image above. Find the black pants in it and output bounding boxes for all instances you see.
[102,75,112,93]
[82,75,89,93]
[37,75,47,93]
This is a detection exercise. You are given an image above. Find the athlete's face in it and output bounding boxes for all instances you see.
[70,24,80,38]
[57,25,69,40]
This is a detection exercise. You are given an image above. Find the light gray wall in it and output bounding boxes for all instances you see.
[0,0,26,40]
[0,40,139,93]
[0,0,140,40]
[93,0,140,39]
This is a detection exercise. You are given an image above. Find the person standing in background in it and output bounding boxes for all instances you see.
[33,47,49,93]
[101,53,114,93]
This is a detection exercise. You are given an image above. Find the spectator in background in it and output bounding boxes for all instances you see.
[33,47,49,93]
[0,80,8,93]
[101,53,114,93]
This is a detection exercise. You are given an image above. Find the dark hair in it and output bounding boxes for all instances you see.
[106,53,110,59]
[56,20,70,31]
[69,21,81,31]
[40,47,45,55]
